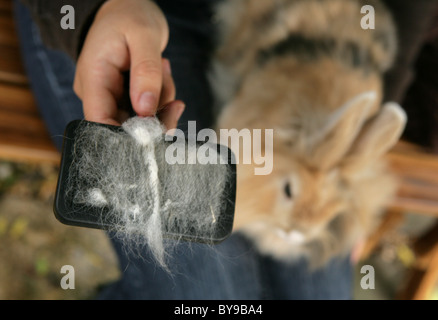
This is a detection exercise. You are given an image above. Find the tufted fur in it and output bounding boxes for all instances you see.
[66,117,232,270]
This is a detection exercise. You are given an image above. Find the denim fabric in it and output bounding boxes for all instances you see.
[13,0,353,299]
[14,1,83,150]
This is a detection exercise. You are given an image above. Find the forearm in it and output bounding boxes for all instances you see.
[19,0,107,60]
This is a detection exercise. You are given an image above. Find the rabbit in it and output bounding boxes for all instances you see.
[211,0,407,267]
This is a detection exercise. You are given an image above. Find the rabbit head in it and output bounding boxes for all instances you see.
[224,89,406,267]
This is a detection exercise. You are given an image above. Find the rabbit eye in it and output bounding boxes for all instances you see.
[284,182,293,199]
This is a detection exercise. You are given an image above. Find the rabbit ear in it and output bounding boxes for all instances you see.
[304,91,377,170]
[342,102,407,174]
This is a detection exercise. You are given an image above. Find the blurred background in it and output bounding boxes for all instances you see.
[1,0,438,299]
[0,160,120,299]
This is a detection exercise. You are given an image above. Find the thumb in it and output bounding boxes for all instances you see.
[129,35,164,117]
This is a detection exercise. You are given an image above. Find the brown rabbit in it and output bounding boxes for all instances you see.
[212,0,407,267]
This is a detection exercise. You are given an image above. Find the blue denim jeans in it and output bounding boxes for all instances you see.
[13,0,353,299]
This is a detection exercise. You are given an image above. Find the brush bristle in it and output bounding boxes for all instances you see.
[65,117,232,270]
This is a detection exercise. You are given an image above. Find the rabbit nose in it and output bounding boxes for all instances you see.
[275,228,306,245]
[287,230,306,244]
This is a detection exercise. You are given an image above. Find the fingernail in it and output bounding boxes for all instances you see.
[138,92,157,115]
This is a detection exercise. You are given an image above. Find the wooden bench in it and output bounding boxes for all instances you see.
[363,142,438,300]
[0,0,60,164]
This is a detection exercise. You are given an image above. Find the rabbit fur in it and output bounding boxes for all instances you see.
[212,0,407,267]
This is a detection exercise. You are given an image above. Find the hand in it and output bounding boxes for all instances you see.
[73,0,185,129]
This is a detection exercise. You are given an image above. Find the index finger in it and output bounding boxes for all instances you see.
[79,62,125,126]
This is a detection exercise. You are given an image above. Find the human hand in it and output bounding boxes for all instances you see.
[73,0,185,129]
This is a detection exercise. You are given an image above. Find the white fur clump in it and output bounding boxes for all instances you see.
[67,117,232,269]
